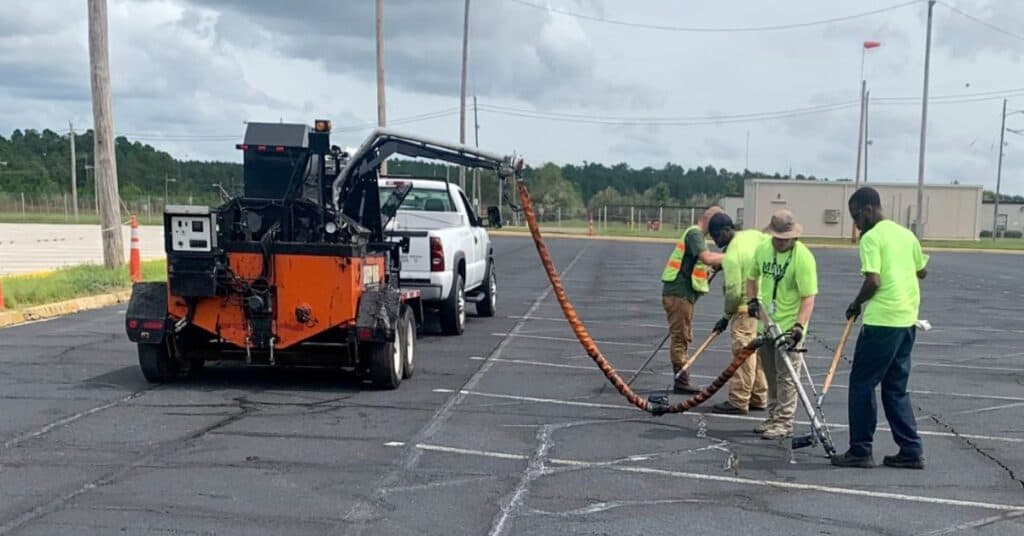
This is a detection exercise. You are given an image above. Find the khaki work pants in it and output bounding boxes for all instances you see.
[728,314,768,410]
[759,342,804,430]
[661,296,694,370]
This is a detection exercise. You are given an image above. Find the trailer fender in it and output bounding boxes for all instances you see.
[126,282,169,344]
[356,285,401,342]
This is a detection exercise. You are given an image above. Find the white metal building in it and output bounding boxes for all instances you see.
[741,179,983,240]
[978,202,1024,235]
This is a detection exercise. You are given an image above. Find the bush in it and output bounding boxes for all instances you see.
[980,230,992,238]
[1006,230,1023,239]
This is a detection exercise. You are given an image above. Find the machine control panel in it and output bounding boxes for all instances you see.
[166,206,215,253]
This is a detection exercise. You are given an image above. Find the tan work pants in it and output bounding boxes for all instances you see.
[662,296,694,370]
[728,314,768,410]
[760,342,804,429]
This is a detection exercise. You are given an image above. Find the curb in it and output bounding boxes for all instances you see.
[0,290,132,329]
[489,229,1024,254]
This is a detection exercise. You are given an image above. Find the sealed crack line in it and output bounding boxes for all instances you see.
[916,510,1024,536]
[525,498,715,517]
[2,390,150,449]
[924,412,1024,490]
[340,245,590,535]
[488,424,555,536]
[0,402,256,535]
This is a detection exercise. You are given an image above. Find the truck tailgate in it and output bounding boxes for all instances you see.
[386,229,432,277]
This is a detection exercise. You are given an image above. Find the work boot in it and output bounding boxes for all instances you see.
[753,419,775,434]
[710,401,748,415]
[673,370,702,394]
[760,424,793,440]
[883,452,925,470]
[831,450,876,468]
[749,404,767,412]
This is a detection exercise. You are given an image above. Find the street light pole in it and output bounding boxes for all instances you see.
[915,0,937,239]
[164,174,176,208]
[864,90,871,183]
[458,0,471,191]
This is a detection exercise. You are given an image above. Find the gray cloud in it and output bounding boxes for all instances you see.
[190,0,656,108]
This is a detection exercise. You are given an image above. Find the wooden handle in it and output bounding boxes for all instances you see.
[681,330,721,373]
[821,318,856,395]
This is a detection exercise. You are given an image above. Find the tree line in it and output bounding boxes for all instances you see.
[4,128,1019,209]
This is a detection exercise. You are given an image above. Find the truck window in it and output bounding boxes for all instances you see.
[379,186,454,212]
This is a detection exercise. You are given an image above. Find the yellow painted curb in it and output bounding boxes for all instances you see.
[0,290,132,329]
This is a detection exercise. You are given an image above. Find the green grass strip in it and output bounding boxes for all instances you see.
[1,260,166,310]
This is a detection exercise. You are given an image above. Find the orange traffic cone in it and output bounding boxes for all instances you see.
[129,215,141,282]
[0,279,6,311]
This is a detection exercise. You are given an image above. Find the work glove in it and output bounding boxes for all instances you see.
[713,315,730,334]
[788,323,805,345]
[746,298,761,319]
[845,302,861,321]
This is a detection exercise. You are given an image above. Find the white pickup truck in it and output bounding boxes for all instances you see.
[381,178,496,335]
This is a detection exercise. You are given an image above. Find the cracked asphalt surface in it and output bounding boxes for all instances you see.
[1,236,1022,535]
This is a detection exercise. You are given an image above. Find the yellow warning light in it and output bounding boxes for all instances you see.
[314,119,332,132]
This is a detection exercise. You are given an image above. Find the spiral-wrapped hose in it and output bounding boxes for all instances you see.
[515,180,765,415]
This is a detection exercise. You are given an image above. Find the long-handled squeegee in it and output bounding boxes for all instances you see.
[759,311,836,457]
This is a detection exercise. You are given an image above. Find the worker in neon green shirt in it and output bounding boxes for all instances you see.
[705,213,769,415]
[832,187,928,470]
[745,209,818,440]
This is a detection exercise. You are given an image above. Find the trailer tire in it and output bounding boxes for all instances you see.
[440,274,466,335]
[400,306,416,379]
[475,259,497,318]
[368,336,403,389]
[138,341,178,383]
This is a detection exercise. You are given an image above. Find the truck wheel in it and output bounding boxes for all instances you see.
[440,273,466,335]
[138,341,178,383]
[368,336,403,389]
[400,307,416,379]
[475,260,497,318]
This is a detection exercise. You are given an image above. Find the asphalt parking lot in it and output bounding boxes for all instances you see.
[1,235,1022,535]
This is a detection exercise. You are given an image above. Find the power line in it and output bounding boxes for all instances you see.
[477,101,860,126]
[506,0,922,33]
[478,100,860,123]
[936,1,1024,43]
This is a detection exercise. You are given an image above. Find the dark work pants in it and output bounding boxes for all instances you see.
[848,325,923,458]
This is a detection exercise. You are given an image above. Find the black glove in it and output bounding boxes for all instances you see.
[788,323,805,345]
[747,298,761,319]
[845,302,861,320]
[713,316,730,334]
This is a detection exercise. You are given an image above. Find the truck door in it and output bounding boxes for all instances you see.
[457,189,486,288]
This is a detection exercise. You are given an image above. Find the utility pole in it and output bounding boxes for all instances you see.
[375,0,387,176]
[473,94,481,212]
[88,0,124,268]
[458,0,471,191]
[915,0,937,239]
[994,98,1007,240]
[864,90,871,183]
[69,121,79,221]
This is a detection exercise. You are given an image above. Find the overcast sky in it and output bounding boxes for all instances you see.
[2,0,1023,194]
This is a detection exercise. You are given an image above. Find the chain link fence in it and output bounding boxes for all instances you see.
[0,192,221,225]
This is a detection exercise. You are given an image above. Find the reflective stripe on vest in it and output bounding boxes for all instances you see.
[661,225,711,294]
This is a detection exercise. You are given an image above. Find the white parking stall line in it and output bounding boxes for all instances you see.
[411,442,1024,513]
[434,388,1024,444]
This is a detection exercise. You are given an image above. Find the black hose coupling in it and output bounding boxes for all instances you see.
[646,394,670,416]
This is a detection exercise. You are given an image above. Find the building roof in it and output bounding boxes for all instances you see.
[747,178,982,191]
